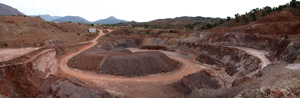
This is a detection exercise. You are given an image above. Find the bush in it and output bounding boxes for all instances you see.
[291,0,297,8]
[169,30,174,33]
[146,32,151,34]
[105,34,110,37]
[284,35,289,39]
[3,43,7,46]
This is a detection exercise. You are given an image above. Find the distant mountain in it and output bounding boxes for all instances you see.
[32,14,62,21]
[52,16,90,23]
[0,3,25,16]
[94,16,128,24]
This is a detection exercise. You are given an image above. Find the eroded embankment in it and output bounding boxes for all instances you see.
[171,43,270,95]
[0,42,116,98]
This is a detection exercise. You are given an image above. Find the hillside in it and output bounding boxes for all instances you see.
[219,2,300,27]
[0,16,97,47]
[111,16,222,30]
[0,3,25,16]
[52,16,90,23]
[94,16,127,24]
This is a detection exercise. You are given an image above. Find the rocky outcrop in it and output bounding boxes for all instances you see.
[235,77,300,98]
[41,80,116,98]
[0,50,59,98]
[185,32,300,63]
[178,43,261,77]
[173,71,220,95]
[0,44,115,98]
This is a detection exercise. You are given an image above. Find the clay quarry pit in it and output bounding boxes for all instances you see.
[0,5,300,98]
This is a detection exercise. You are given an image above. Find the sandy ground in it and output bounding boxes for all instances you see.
[0,47,39,62]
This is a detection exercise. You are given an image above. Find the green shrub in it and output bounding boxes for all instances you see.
[4,43,7,46]
[146,32,151,34]
[105,34,110,37]
[284,35,289,39]
[169,30,174,33]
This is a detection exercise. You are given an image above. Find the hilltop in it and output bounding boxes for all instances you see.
[94,16,128,24]
[0,3,25,16]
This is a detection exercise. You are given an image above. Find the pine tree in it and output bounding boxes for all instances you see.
[262,11,266,17]
[242,15,246,21]
[235,13,240,23]
[219,19,224,24]
[226,17,232,22]
[291,0,297,8]
[251,13,256,21]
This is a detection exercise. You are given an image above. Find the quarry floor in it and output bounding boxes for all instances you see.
[57,30,273,98]
[0,30,278,98]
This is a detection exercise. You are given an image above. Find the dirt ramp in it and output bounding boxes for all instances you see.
[99,51,181,77]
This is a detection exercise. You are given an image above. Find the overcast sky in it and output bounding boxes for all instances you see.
[1,0,293,22]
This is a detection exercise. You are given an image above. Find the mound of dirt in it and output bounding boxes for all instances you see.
[172,71,220,95]
[68,53,104,71]
[99,51,181,77]
[257,11,299,23]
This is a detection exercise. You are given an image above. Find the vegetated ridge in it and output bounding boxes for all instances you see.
[0,3,25,16]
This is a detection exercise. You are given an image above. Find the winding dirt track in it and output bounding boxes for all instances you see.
[58,30,272,97]
[58,30,204,97]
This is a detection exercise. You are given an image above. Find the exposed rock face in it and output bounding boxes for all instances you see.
[0,45,115,98]
[100,39,140,51]
[183,32,300,63]
[141,38,168,46]
[0,50,60,98]
[235,77,300,98]
[282,42,300,63]
[99,51,181,77]
[179,43,261,77]
[173,71,220,95]
[46,80,115,98]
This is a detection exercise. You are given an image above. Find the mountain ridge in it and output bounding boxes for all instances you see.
[0,3,25,16]
[94,16,128,24]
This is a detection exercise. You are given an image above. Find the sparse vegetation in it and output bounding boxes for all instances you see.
[219,19,224,24]
[105,33,110,37]
[3,43,8,46]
